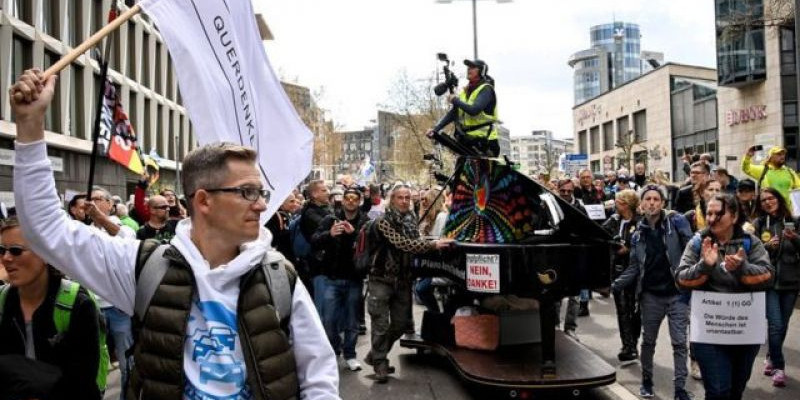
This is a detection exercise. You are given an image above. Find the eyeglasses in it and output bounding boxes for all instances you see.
[760,196,777,204]
[0,245,27,257]
[194,186,270,202]
[152,205,171,210]
[558,189,574,195]
[343,195,360,202]
[90,196,109,202]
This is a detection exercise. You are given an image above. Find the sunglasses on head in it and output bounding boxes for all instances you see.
[0,245,27,257]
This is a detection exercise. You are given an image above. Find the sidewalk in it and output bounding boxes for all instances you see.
[574,294,800,400]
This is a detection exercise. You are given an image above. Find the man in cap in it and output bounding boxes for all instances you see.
[426,59,499,157]
[742,145,800,206]
[736,178,758,223]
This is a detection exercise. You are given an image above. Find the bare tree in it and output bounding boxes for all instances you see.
[615,129,646,172]
[379,70,453,184]
[719,0,794,41]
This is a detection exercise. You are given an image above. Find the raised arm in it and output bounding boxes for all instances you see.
[10,69,139,314]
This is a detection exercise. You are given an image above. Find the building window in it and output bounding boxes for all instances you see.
[142,32,151,88]
[715,0,766,86]
[9,36,33,121]
[155,42,163,94]
[167,110,175,160]
[91,0,105,37]
[41,0,59,37]
[780,28,796,75]
[602,121,614,151]
[166,57,174,100]
[43,50,62,132]
[784,101,798,127]
[129,91,139,141]
[9,0,34,25]
[127,22,136,77]
[143,98,151,151]
[70,65,85,139]
[590,126,600,154]
[617,115,630,142]
[633,110,647,141]
[65,0,81,47]
[578,130,588,154]
[156,104,164,156]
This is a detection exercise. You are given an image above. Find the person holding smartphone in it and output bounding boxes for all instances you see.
[742,145,800,207]
[753,187,800,387]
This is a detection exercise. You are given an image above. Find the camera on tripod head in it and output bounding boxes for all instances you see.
[433,53,458,96]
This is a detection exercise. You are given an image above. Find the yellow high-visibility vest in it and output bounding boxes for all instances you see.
[458,83,498,140]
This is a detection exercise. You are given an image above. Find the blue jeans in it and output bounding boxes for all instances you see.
[766,289,799,369]
[414,278,440,313]
[322,278,363,360]
[312,275,328,317]
[691,342,760,400]
[103,306,133,400]
[640,292,688,390]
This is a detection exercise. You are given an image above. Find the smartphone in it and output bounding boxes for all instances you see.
[753,145,764,151]
[786,221,795,232]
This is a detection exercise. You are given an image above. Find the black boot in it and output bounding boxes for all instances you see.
[578,300,590,317]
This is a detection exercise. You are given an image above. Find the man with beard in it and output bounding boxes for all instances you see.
[612,185,694,400]
[136,195,178,243]
[742,146,800,206]
[365,184,452,383]
[576,169,605,206]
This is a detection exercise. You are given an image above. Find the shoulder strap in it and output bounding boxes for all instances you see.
[758,164,769,189]
[262,251,292,324]
[743,235,752,254]
[53,279,81,334]
[134,244,171,322]
[0,284,9,324]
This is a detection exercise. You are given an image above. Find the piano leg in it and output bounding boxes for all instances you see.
[540,297,557,378]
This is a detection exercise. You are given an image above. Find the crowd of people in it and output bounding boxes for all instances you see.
[2,68,800,400]
[545,147,799,400]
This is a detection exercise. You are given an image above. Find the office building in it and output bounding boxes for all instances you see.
[510,130,574,178]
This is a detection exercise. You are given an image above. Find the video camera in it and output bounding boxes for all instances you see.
[433,53,458,96]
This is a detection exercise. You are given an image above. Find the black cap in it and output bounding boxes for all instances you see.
[617,174,630,182]
[737,179,756,191]
[464,59,488,75]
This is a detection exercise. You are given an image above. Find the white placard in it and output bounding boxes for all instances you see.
[791,189,800,217]
[466,254,500,293]
[583,204,606,220]
[689,290,766,345]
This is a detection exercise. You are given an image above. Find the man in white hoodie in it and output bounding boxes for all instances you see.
[10,69,339,399]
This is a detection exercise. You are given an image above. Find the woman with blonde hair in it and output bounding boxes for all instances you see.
[418,187,447,237]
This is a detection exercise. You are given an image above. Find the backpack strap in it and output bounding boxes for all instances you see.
[0,284,9,324]
[134,243,171,322]
[262,251,293,325]
[53,279,80,334]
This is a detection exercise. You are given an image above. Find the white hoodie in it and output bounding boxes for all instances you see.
[14,140,340,399]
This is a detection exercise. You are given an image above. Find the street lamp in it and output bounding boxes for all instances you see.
[435,0,512,60]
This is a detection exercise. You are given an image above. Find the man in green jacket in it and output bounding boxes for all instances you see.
[742,146,800,206]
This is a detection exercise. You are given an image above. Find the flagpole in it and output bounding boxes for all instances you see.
[86,3,120,197]
[10,4,140,103]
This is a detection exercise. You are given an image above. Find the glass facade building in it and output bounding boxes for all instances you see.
[569,22,662,105]
[715,0,766,86]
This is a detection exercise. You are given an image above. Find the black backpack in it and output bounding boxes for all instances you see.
[353,219,383,277]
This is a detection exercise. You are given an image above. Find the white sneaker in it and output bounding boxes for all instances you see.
[345,358,362,372]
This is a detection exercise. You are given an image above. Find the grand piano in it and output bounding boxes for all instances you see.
[400,133,616,394]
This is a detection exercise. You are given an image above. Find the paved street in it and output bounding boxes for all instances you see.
[104,294,800,400]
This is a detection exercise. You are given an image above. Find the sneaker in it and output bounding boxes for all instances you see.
[639,380,654,398]
[772,369,786,387]
[345,358,362,372]
[618,347,638,362]
[690,360,702,380]
[674,388,692,400]
[764,358,774,376]
[564,329,581,342]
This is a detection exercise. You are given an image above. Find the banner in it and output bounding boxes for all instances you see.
[689,290,767,345]
[98,80,144,175]
[139,0,313,220]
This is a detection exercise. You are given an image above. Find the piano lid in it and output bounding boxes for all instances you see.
[443,157,612,244]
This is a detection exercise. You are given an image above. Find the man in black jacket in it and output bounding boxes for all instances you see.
[311,187,369,372]
[299,180,333,309]
[674,161,710,213]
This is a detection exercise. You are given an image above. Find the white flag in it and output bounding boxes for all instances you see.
[140,0,313,220]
